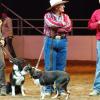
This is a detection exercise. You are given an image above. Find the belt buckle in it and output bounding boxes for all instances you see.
[55,36,61,39]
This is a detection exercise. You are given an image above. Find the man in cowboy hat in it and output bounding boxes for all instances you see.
[43,0,72,96]
[88,0,100,96]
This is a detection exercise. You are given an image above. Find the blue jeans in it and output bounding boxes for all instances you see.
[93,40,100,92]
[0,47,6,91]
[43,36,68,92]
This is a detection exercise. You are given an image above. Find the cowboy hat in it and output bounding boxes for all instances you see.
[47,0,69,10]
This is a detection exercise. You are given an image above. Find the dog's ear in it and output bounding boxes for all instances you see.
[32,67,41,71]
[23,64,32,71]
[32,67,36,71]
[35,68,41,71]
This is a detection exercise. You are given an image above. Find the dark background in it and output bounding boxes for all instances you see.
[0,0,99,35]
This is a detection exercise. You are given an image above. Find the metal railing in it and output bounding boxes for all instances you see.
[1,3,43,35]
[1,3,90,36]
[12,18,89,35]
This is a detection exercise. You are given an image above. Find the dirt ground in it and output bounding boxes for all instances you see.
[1,63,100,100]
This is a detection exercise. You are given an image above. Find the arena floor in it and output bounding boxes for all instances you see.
[1,60,100,100]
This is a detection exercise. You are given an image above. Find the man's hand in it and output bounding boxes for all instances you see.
[57,28,68,33]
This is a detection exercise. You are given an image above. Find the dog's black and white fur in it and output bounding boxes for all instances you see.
[6,58,28,96]
[25,65,70,100]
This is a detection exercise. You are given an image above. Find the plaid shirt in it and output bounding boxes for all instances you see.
[43,12,72,36]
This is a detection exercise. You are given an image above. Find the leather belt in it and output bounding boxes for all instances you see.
[49,35,66,39]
